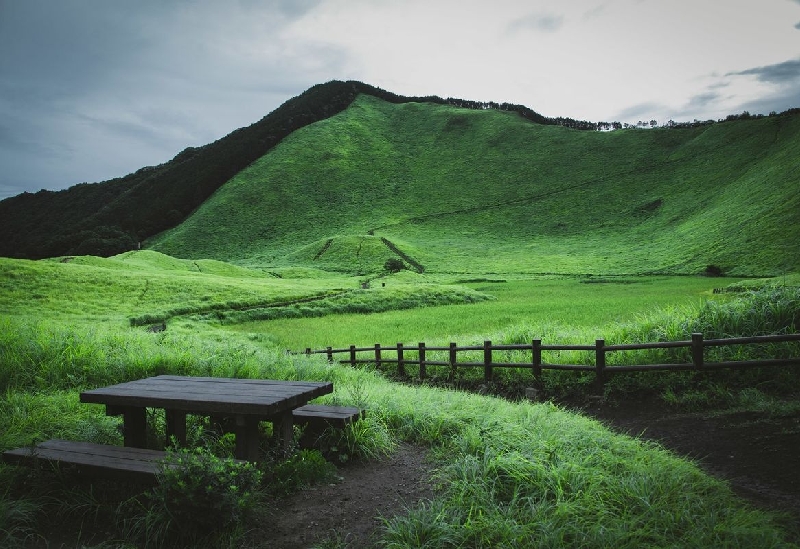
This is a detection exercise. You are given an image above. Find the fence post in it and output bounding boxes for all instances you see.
[449,342,457,380]
[326,346,333,363]
[305,348,311,356]
[595,339,606,392]
[532,339,542,388]
[349,345,357,367]
[484,340,493,382]
[418,342,426,380]
[374,343,382,369]
[691,333,704,369]
[397,343,406,377]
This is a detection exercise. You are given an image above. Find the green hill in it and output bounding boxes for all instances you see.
[149,94,800,276]
[0,81,579,261]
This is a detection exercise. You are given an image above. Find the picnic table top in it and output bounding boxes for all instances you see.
[80,375,333,416]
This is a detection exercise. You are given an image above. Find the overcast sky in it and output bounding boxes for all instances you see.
[1,0,799,199]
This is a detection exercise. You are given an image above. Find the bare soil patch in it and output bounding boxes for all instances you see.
[260,443,435,548]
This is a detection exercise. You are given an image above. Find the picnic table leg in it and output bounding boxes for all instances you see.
[113,406,147,448]
[234,415,261,462]
[273,410,294,454]
[165,409,187,448]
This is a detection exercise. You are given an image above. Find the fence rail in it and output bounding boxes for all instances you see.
[297,333,800,387]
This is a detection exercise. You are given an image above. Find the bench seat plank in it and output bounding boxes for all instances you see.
[292,405,363,427]
[3,440,167,483]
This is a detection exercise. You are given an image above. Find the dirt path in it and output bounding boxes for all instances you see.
[260,443,435,548]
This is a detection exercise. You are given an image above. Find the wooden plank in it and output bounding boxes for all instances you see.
[292,405,363,427]
[3,440,250,482]
[84,395,332,416]
[2,440,167,483]
[165,409,187,447]
[234,416,261,461]
[83,382,331,400]
[294,406,363,449]
[122,406,147,448]
[82,375,331,393]
[273,410,295,454]
[80,376,333,416]
[293,404,362,418]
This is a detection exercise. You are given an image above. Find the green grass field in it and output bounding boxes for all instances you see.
[2,92,799,547]
[1,251,798,547]
[236,275,735,350]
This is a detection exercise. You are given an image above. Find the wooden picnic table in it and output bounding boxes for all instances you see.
[80,375,333,461]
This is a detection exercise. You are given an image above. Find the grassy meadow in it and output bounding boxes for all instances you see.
[1,251,799,547]
[2,93,799,547]
[237,275,736,350]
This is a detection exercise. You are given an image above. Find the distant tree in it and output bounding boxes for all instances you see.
[384,258,405,273]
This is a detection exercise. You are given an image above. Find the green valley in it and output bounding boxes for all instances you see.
[1,83,799,548]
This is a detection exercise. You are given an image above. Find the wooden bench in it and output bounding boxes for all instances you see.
[2,439,168,484]
[292,404,364,428]
[292,405,364,449]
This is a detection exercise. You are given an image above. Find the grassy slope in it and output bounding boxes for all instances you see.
[0,251,351,326]
[1,260,797,547]
[149,95,800,276]
[0,251,490,330]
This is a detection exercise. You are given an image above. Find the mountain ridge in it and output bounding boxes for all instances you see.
[1,81,798,276]
[148,94,800,276]
[0,80,587,260]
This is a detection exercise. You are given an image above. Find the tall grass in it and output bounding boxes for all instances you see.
[1,252,798,546]
[255,282,800,405]
[243,276,726,350]
[1,324,797,546]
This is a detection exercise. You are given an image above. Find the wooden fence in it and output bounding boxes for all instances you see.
[298,333,800,387]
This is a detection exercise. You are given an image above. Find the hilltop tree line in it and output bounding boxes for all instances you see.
[1,79,798,260]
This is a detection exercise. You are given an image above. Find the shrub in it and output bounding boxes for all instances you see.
[384,257,405,273]
[148,447,263,536]
[267,449,338,495]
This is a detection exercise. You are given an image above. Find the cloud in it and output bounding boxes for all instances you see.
[683,92,723,112]
[794,21,800,29]
[727,58,800,84]
[737,87,800,116]
[508,12,565,33]
[613,102,667,122]
[0,0,339,194]
[2,0,800,199]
